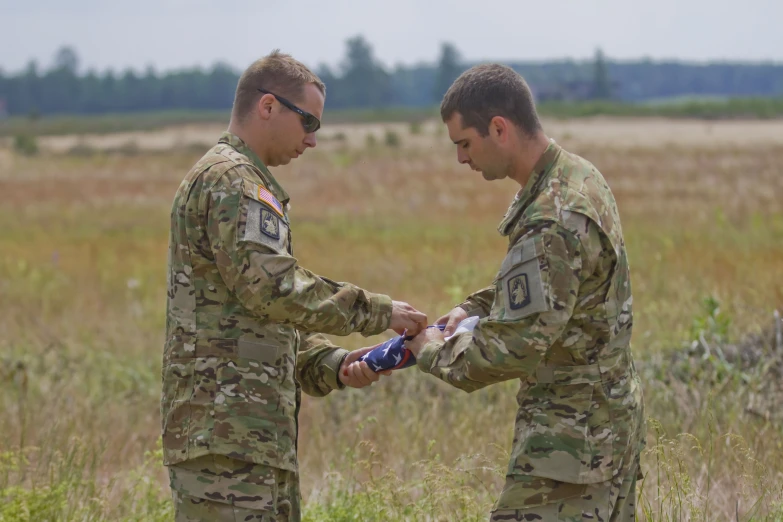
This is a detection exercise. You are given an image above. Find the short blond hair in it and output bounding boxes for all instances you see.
[232,49,325,121]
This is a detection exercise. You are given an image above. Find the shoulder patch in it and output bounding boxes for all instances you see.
[508,274,532,310]
[260,208,281,240]
[256,185,284,217]
[241,180,285,217]
[496,236,549,321]
[241,200,289,253]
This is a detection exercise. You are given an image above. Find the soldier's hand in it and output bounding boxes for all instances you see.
[436,306,468,337]
[405,326,445,357]
[390,301,428,336]
[339,346,391,388]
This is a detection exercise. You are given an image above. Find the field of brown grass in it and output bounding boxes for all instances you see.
[1,118,782,521]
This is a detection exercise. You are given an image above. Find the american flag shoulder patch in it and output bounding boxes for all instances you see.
[257,185,284,217]
[242,180,284,217]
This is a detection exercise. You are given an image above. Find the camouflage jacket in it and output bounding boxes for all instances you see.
[161,132,393,472]
[416,141,646,484]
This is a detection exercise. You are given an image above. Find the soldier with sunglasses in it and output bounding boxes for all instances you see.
[161,49,427,522]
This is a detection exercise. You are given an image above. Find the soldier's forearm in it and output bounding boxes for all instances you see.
[229,250,393,337]
[416,328,537,392]
[459,285,496,319]
[297,333,350,397]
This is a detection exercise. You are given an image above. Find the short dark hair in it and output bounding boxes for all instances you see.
[440,63,542,137]
[232,49,326,122]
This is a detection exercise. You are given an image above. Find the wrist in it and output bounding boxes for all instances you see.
[363,293,393,336]
[415,340,444,373]
[324,348,351,390]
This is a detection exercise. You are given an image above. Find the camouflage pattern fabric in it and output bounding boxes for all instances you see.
[489,456,641,521]
[161,131,393,476]
[169,454,299,522]
[416,141,646,508]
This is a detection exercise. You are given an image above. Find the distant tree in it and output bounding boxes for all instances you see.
[433,42,463,102]
[591,48,612,100]
[315,63,339,107]
[336,35,392,108]
[53,46,80,74]
[316,63,337,84]
[206,62,239,109]
[16,60,41,115]
[4,38,783,116]
[24,60,39,78]
[47,46,82,112]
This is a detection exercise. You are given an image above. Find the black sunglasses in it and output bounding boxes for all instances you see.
[257,88,321,133]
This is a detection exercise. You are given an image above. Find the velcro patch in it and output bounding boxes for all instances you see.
[242,199,289,254]
[260,208,280,239]
[508,273,531,310]
[498,237,548,321]
[257,185,284,217]
[241,180,285,218]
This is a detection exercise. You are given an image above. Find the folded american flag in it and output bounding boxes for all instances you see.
[360,324,446,372]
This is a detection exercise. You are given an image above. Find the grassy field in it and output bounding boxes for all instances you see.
[3,97,783,139]
[1,118,782,521]
[0,108,438,138]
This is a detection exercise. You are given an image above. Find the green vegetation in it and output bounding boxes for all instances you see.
[3,97,783,139]
[0,110,229,137]
[1,130,782,520]
[538,97,783,120]
[12,134,38,156]
[3,35,783,119]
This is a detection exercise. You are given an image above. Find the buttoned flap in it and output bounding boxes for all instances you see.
[492,475,587,512]
[169,463,277,512]
[237,338,281,365]
[160,361,195,441]
[494,236,549,321]
[238,180,290,255]
[508,381,615,484]
[230,338,297,392]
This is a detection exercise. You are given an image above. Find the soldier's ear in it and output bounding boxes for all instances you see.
[257,94,275,121]
[489,116,509,142]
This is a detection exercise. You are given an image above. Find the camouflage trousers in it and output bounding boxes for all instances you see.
[489,458,642,521]
[167,454,301,522]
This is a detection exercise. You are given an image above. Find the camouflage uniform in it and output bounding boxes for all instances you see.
[161,132,393,521]
[415,141,647,521]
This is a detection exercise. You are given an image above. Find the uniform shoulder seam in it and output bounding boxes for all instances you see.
[203,162,255,193]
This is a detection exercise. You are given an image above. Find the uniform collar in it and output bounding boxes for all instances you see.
[218,131,291,206]
[497,139,562,236]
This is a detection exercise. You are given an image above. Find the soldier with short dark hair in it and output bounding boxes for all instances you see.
[161,49,427,522]
[405,63,647,521]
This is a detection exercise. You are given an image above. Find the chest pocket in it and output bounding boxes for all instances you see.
[238,180,291,255]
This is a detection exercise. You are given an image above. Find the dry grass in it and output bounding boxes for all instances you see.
[1,119,782,521]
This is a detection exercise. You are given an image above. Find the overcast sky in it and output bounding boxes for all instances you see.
[2,0,781,74]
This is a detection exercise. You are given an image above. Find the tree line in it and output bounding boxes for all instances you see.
[1,35,782,118]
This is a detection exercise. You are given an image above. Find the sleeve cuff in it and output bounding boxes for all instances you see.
[319,348,350,391]
[362,292,393,336]
[458,301,487,319]
[416,340,444,373]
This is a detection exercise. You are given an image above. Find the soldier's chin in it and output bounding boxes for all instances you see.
[481,169,505,181]
[273,155,292,167]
